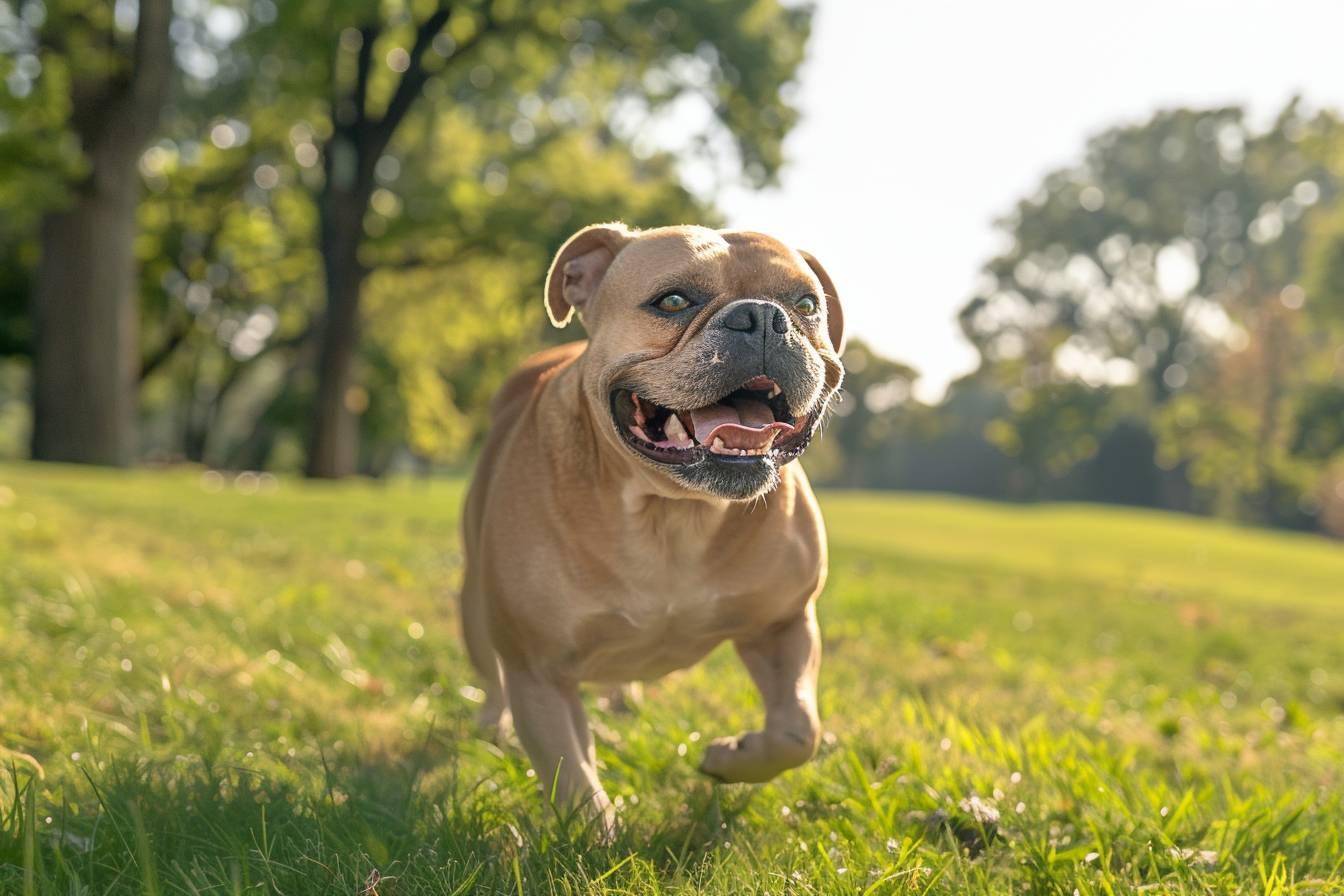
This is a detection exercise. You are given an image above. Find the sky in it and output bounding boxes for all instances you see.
[719,0,1344,402]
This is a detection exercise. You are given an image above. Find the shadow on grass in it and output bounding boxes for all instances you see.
[0,733,763,895]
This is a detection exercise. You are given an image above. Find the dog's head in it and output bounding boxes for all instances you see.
[546,222,845,500]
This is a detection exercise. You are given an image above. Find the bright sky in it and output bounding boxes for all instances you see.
[720,0,1344,401]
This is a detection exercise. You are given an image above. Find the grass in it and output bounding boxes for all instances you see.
[3,462,1344,894]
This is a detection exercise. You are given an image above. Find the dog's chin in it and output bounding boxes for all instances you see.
[665,453,784,501]
[607,375,821,501]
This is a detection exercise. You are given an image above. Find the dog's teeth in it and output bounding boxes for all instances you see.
[768,385,781,399]
[664,413,689,445]
[712,437,725,452]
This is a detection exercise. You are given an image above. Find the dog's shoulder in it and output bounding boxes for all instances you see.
[490,341,586,419]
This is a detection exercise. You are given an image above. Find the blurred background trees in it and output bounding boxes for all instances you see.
[1,0,808,475]
[2,2,1343,537]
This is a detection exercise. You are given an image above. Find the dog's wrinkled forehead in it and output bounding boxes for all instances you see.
[594,227,818,314]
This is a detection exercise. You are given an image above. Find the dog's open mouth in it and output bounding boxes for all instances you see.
[610,375,814,465]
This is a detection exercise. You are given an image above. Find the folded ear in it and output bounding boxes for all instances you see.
[799,250,845,354]
[545,223,634,327]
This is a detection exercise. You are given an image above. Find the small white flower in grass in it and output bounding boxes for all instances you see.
[120,658,132,672]
[1015,802,1026,814]
[1084,851,1099,863]
[939,738,952,751]
[958,795,1000,826]
[886,837,899,852]
[1010,771,1022,784]
[677,743,687,757]
[1160,806,1169,817]
[1169,847,1217,869]
[407,622,424,640]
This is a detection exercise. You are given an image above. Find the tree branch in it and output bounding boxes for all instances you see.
[353,24,380,128]
[368,4,453,159]
[129,0,173,132]
[139,319,193,381]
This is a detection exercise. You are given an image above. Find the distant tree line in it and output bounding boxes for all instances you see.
[810,102,1344,538]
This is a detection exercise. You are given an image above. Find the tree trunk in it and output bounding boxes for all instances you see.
[305,193,367,479]
[302,6,452,479]
[30,179,140,465]
[28,0,173,466]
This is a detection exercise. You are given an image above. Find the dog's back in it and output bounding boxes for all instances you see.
[488,341,585,421]
[459,339,586,733]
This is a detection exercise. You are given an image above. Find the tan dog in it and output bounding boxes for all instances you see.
[460,223,844,831]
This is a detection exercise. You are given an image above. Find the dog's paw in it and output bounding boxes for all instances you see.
[698,732,779,784]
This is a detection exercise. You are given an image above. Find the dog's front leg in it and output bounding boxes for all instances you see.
[699,604,822,783]
[504,663,615,835]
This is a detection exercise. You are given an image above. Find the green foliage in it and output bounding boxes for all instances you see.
[117,0,809,467]
[960,103,1341,403]
[950,100,1344,522]
[806,339,920,485]
[982,378,1116,491]
[1291,383,1344,462]
[5,465,1344,893]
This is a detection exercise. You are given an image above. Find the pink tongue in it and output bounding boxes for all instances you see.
[731,397,774,428]
[688,398,779,444]
[689,404,740,443]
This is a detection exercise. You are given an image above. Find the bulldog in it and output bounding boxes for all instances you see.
[460,222,844,831]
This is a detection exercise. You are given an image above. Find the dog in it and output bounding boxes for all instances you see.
[460,222,844,832]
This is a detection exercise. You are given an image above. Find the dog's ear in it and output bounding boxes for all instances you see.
[545,223,634,328]
[799,250,845,354]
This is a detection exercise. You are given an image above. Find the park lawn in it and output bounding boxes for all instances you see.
[3,462,1344,894]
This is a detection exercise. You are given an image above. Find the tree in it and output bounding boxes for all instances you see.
[803,339,919,487]
[14,0,174,465]
[962,104,1338,402]
[223,0,812,477]
[959,101,1344,519]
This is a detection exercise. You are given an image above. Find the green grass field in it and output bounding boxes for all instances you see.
[3,463,1344,894]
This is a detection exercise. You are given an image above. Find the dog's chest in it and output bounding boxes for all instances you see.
[567,556,772,682]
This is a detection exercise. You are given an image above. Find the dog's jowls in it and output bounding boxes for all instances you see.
[460,222,845,834]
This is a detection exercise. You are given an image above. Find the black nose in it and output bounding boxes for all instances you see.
[719,300,791,335]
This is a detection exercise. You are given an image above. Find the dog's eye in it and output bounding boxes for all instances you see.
[795,294,819,316]
[652,292,692,313]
